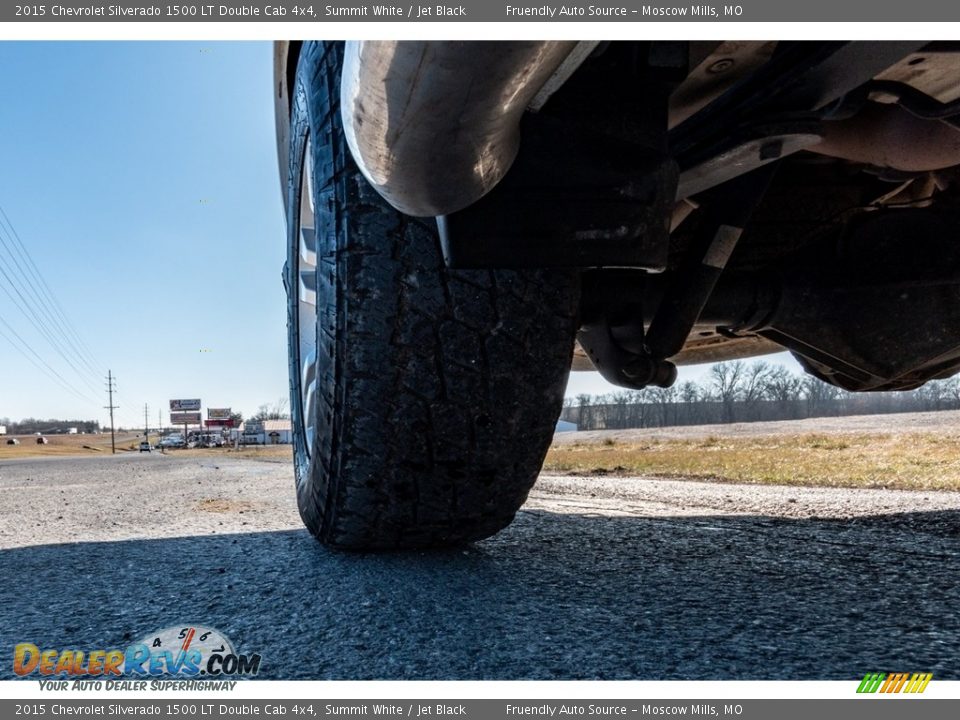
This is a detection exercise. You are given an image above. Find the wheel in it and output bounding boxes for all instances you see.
[285,42,580,550]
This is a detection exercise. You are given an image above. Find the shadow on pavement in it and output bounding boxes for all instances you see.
[1,508,957,680]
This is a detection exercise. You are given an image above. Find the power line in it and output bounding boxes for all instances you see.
[0,313,102,407]
[0,205,106,377]
[105,371,118,454]
[0,257,103,397]
[0,216,103,380]
[110,386,147,434]
[0,205,128,431]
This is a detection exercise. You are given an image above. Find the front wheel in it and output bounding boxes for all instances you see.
[285,42,580,550]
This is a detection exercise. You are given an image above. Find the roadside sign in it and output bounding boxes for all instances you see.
[170,399,201,411]
[207,408,232,420]
[205,419,235,428]
[170,412,202,425]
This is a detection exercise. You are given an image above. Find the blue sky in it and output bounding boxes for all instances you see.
[0,41,799,429]
[0,42,285,428]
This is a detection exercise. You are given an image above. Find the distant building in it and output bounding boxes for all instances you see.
[555,419,577,433]
[66,427,78,434]
[0,425,6,436]
[241,419,292,445]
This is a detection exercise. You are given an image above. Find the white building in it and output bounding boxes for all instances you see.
[0,425,6,436]
[241,420,293,445]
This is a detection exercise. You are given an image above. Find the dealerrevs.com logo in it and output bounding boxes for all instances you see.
[13,625,261,685]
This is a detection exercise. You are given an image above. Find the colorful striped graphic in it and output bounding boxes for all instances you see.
[857,672,932,694]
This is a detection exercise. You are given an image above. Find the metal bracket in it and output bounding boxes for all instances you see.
[438,115,678,270]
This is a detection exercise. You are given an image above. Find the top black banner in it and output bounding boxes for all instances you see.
[6,0,960,22]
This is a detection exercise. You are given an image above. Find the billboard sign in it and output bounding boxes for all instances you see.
[170,412,202,425]
[207,408,232,420]
[170,399,201,411]
[205,419,236,428]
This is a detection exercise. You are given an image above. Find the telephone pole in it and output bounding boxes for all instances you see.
[104,370,118,454]
[144,403,150,446]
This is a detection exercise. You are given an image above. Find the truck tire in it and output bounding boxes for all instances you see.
[285,42,580,550]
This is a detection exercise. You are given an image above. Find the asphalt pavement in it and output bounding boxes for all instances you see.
[1,453,958,679]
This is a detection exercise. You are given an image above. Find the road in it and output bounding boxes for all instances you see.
[1,452,958,679]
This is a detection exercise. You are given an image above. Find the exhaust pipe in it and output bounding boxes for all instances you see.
[340,41,584,217]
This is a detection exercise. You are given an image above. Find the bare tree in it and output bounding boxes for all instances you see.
[944,377,960,406]
[763,365,804,418]
[253,398,291,421]
[608,391,633,429]
[576,393,594,430]
[740,361,773,416]
[710,360,745,422]
[803,375,839,416]
[270,398,287,420]
[649,385,678,427]
[679,381,701,404]
[625,388,650,427]
[916,380,949,411]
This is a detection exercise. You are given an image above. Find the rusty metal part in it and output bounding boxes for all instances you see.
[571,333,783,371]
[340,41,581,217]
[669,198,699,232]
[812,103,960,172]
[676,127,821,200]
[874,46,960,104]
[871,176,938,207]
[669,42,778,128]
[671,331,784,366]
[672,42,925,201]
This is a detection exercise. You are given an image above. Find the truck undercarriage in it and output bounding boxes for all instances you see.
[277,41,960,548]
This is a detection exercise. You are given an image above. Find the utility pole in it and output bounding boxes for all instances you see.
[104,370,118,454]
[144,403,150,446]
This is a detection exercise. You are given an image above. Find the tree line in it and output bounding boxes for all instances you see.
[0,418,101,435]
[560,360,960,430]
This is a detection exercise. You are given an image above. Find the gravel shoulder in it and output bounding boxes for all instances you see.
[1,453,958,679]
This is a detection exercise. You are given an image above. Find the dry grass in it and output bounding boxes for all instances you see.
[174,444,292,462]
[0,432,142,459]
[0,433,293,463]
[544,431,960,491]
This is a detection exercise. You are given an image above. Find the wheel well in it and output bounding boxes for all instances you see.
[274,41,304,213]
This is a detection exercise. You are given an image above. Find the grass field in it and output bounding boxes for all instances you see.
[7,413,960,491]
[175,444,292,462]
[0,432,144,458]
[0,432,294,462]
[543,431,960,491]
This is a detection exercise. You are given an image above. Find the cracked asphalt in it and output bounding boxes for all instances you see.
[1,451,958,679]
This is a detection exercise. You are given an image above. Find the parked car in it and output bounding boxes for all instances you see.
[138,441,151,453]
[6,438,20,446]
[277,40,960,549]
[158,436,184,449]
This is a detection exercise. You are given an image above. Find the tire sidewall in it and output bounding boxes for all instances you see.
[286,46,325,531]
